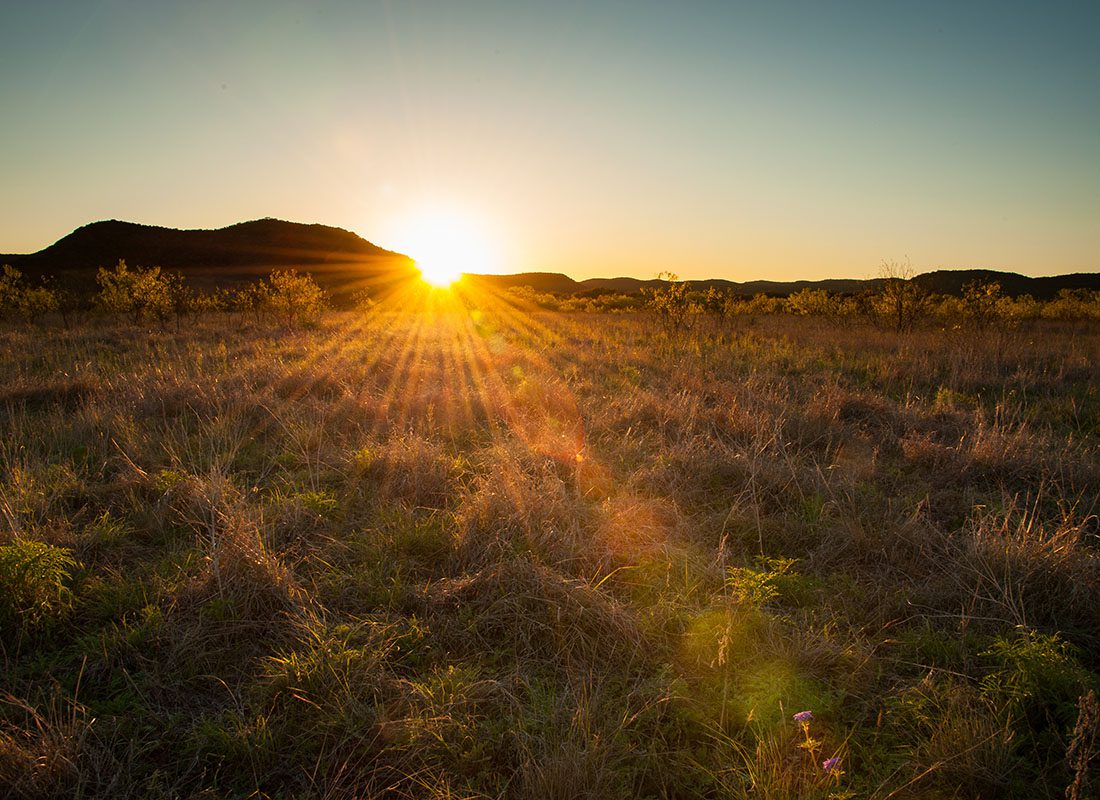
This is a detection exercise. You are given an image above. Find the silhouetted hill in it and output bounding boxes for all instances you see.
[3,218,410,271]
[575,276,871,296]
[731,278,872,296]
[913,269,1100,300]
[465,272,582,294]
[574,277,665,294]
[476,270,1098,300]
[1,218,417,300]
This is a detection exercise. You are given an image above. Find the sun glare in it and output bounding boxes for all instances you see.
[420,261,463,288]
[386,210,499,288]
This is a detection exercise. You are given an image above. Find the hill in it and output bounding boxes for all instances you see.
[913,269,1100,300]
[477,270,1099,300]
[1,218,416,299]
[464,272,581,294]
[3,218,409,270]
[573,276,872,296]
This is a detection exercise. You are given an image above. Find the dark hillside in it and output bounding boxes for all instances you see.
[465,272,581,294]
[482,271,1099,299]
[1,218,417,300]
[4,218,411,272]
[488,275,874,297]
[914,269,1100,299]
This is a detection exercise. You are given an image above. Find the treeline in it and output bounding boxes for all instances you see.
[5,260,1099,332]
[509,273,1100,331]
[0,261,351,328]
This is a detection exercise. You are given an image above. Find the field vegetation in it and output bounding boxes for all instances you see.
[2,265,1100,798]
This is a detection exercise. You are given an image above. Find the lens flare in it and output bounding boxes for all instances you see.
[385,210,499,288]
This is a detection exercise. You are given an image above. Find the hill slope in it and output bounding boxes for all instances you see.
[476,269,1100,300]
[1,218,417,299]
[913,269,1100,300]
[3,218,411,271]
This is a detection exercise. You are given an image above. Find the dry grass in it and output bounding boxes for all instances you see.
[1,302,1098,798]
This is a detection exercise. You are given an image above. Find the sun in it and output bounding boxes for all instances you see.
[420,260,463,288]
[386,210,499,288]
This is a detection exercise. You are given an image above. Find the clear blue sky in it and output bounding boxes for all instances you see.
[1,1,1098,280]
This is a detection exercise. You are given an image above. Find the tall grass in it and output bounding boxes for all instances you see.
[1,306,1098,797]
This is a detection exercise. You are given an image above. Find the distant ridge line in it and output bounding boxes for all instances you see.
[468,269,1100,301]
[2,219,1098,300]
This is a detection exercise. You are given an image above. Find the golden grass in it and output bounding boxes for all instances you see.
[2,296,1099,797]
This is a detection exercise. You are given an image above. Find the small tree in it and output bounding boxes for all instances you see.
[786,288,825,316]
[961,279,1003,331]
[209,287,235,314]
[700,286,742,335]
[0,264,19,316]
[95,260,173,324]
[0,265,26,320]
[1043,289,1100,321]
[54,284,83,329]
[873,259,930,332]
[0,265,59,323]
[350,287,378,313]
[262,269,327,326]
[227,282,269,322]
[162,271,200,330]
[746,292,782,315]
[642,272,699,332]
[16,283,60,323]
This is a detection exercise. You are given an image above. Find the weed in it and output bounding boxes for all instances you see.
[0,539,79,638]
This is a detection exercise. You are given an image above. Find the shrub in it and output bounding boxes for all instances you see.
[979,627,1092,721]
[0,265,59,323]
[699,287,752,333]
[785,288,853,322]
[870,259,931,332]
[227,281,271,321]
[642,272,700,331]
[94,260,174,324]
[262,269,327,326]
[725,557,800,608]
[17,285,59,323]
[1043,288,1100,321]
[961,279,1004,330]
[350,287,377,312]
[746,292,783,314]
[0,264,28,320]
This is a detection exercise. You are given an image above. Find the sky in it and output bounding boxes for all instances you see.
[1,0,1098,281]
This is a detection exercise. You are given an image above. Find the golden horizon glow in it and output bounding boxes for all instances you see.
[387,209,499,289]
[418,261,462,288]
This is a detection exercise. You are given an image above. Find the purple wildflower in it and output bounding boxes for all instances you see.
[822,756,841,771]
[792,710,813,722]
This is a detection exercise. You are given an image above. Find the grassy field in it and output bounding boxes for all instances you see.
[2,296,1099,798]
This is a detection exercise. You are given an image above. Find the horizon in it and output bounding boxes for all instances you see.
[2,2,1099,281]
[5,215,1099,286]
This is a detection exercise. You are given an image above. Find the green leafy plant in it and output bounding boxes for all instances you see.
[979,627,1092,719]
[0,539,79,636]
[726,557,798,608]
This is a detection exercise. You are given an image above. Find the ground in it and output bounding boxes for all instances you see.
[2,302,1099,798]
